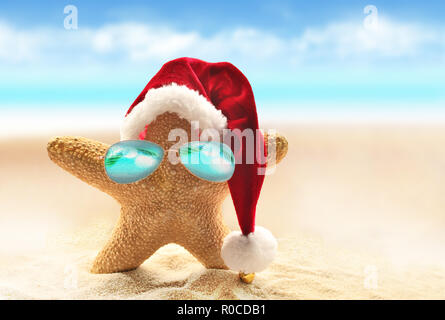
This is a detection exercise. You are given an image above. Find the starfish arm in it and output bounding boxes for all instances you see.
[91,206,167,273]
[176,206,230,269]
[264,132,288,166]
[47,136,119,195]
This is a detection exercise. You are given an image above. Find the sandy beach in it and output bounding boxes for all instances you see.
[1,124,445,299]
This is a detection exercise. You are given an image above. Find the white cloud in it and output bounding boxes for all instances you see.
[0,23,48,62]
[87,23,285,62]
[91,23,200,60]
[293,18,441,58]
[0,17,442,66]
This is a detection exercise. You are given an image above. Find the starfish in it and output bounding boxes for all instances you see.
[47,112,288,274]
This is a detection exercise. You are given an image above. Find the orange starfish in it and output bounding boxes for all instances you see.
[47,112,288,276]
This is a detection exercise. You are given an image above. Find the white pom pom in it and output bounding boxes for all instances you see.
[221,226,277,273]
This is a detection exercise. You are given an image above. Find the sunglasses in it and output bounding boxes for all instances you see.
[104,140,235,184]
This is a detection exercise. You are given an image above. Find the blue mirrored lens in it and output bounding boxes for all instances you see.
[179,141,235,182]
[105,140,164,184]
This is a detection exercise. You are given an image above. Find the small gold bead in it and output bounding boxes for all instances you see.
[239,272,255,284]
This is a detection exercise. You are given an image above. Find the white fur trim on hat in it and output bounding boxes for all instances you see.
[120,83,228,140]
[221,226,277,274]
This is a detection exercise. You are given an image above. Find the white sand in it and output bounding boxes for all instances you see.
[1,126,445,299]
[1,220,444,299]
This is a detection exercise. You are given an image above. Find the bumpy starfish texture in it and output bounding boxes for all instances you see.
[47,112,288,274]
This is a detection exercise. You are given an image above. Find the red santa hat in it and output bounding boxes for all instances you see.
[120,57,277,274]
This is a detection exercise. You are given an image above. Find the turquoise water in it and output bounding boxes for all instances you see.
[104,140,164,184]
[179,141,235,182]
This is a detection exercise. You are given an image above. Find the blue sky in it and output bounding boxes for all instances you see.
[0,0,444,126]
[2,0,444,31]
